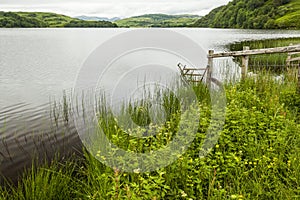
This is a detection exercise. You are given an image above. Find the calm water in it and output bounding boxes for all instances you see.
[0,28,300,182]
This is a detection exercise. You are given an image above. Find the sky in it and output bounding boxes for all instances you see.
[0,0,230,18]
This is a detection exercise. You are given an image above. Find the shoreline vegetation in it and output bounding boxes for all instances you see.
[1,38,300,199]
[1,72,300,199]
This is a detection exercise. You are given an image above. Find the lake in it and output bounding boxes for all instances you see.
[0,28,300,182]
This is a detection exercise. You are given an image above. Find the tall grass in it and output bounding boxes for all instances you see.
[1,70,300,199]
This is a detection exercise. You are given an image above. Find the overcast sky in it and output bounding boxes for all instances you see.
[0,0,230,18]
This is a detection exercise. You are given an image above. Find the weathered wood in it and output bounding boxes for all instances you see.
[286,53,292,66]
[181,68,207,71]
[211,77,223,87]
[298,63,300,93]
[184,74,203,76]
[241,46,250,80]
[207,50,214,83]
[209,44,300,58]
[178,62,207,84]
[189,80,202,83]
[288,52,300,55]
[288,57,300,62]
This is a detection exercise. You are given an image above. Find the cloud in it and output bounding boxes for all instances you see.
[0,0,230,18]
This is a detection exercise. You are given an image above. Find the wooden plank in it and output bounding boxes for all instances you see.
[288,52,300,55]
[182,68,206,71]
[189,80,202,83]
[184,74,203,76]
[288,57,300,62]
[209,44,300,58]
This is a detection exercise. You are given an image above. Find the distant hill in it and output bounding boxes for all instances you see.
[192,0,300,29]
[75,16,120,22]
[0,11,117,28]
[115,14,201,27]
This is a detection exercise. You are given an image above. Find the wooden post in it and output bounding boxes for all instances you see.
[241,46,250,80]
[297,63,300,94]
[286,43,293,67]
[207,50,214,84]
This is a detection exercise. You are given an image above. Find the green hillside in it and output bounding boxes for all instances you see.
[192,0,300,29]
[0,11,117,28]
[115,14,200,27]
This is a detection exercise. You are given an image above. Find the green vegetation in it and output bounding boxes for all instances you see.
[115,14,200,27]
[0,11,117,28]
[1,69,300,199]
[192,0,300,29]
[228,37,300,72]
[228,37,300,50]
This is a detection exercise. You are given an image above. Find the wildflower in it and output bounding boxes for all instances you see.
[181,191,187,197]
[234,156,240,162]
[215,144,219,148]
[133,168,141,174]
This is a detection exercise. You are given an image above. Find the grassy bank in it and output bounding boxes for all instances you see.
[1,70,300,199]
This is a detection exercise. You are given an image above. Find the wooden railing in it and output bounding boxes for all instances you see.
[206,44,300,85]
[178,44,300,91]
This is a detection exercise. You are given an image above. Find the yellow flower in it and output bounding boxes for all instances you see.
[181,191,187,197]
